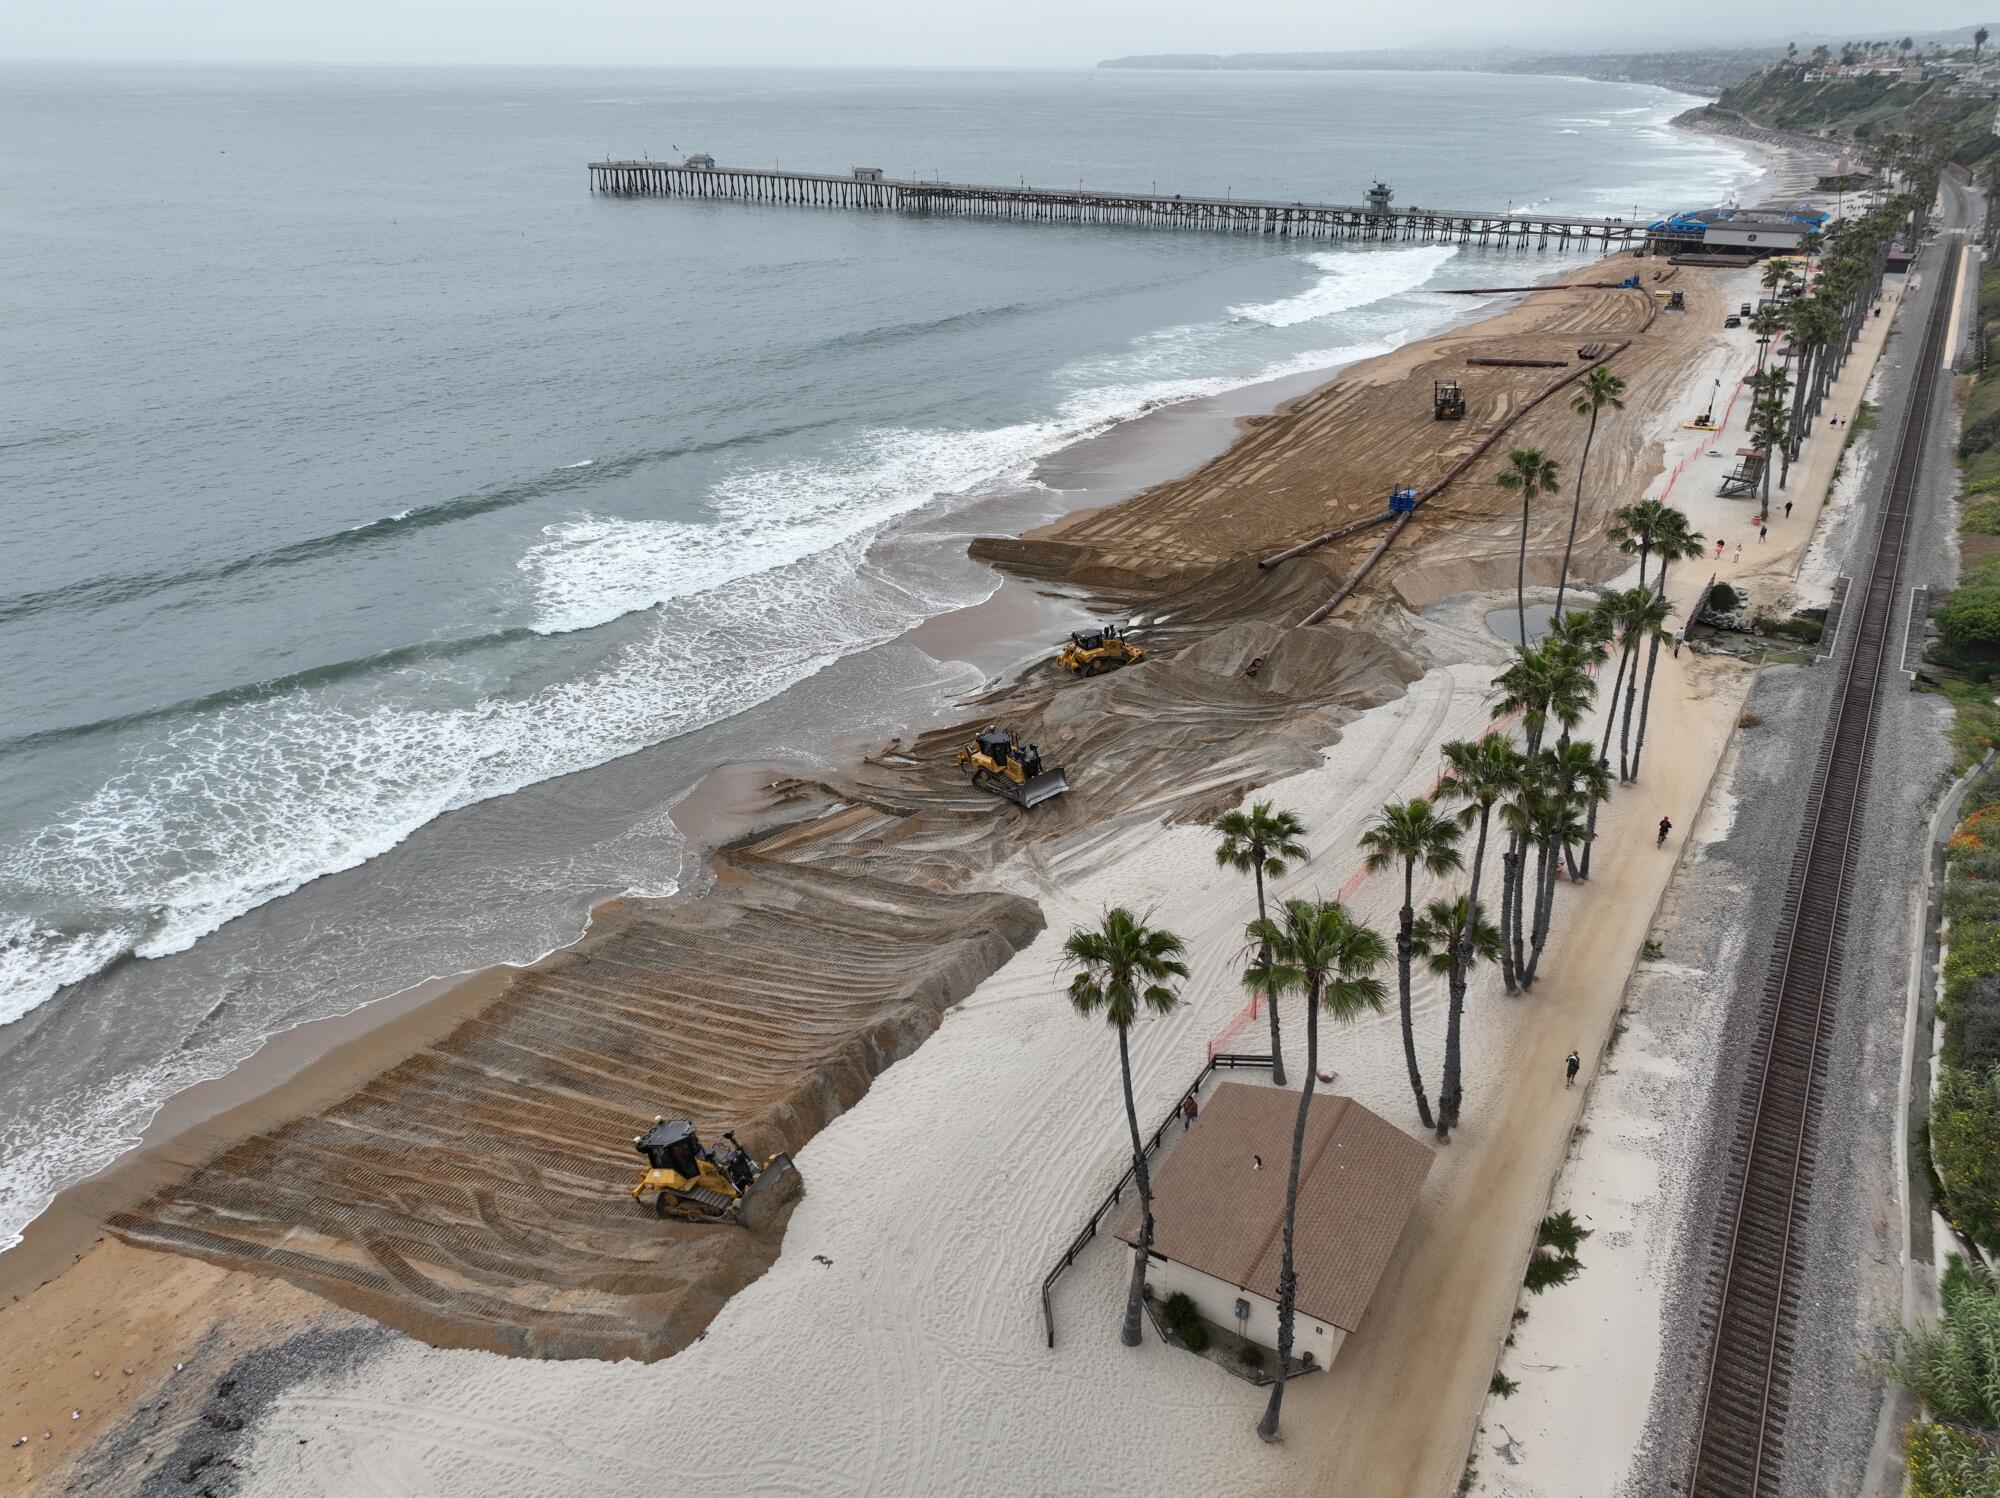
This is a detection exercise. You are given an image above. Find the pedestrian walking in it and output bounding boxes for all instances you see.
[1759,523,1768,542]
[1656,814,1673,846]
[1181,1094,1199,1130]
[1673,624,1686,657]
[1565,1050,1581,1088]
[1715,537,1726,559]
[1784,500,1793,519]
[1733,541,1743,561]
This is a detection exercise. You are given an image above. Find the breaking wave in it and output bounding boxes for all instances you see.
[1227,245,1457,329]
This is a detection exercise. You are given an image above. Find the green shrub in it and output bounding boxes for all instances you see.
[1897,1263,2000,1495]
[1524,1248,1581,1293]
[1708,582,1741,613]
[1932,1065,2000,1254]
[1490,1370,1519,1398]
[1939,588,2000,661]
[1905,1420,2000,1498]
[1965,497,2000,536]
[1536,1210,1592,1256]
[1945,978,2000,1074]
[1160,1291,1199,1336]
[1236,1342,1264,1370]
[1960,405,2000,460]
[1181,1320,1211,1353]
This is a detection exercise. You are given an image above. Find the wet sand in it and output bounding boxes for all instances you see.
[7,233,1757,1493]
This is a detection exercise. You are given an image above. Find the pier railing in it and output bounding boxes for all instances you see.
[587,161,1651,250]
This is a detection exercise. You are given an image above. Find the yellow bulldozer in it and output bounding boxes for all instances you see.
[629,1118,799,1227]
[1057,624,1144,676]
[956,727,1069,808]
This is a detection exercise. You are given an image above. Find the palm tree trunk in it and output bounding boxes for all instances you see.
[1630,632,1666,781]
[1525,833,1560,984]
[1516,490,1531,646]
[1117,1026,1151,1349]
[1555,415,1597,620]
[1522,835,1551,986]
[1504,836,1520,976]
[1618,649,1642,783]
[1580,638,1634,879]
[1254,861,1286,1088]
[1397,862,1435,1128]
[1257,979,1321,1443]
[1439,807,1493,1138]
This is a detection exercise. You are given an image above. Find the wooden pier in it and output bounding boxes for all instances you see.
[587,160,1650,251]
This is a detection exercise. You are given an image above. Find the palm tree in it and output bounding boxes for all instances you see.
[1520,769,1589,988]
[1750,396,1791,522]
[1213,802,1308,1088]
[1495,447,1562,646]
[1243,899,1388,1442]
[1628,516,1708,781]
[1748,305,1784,378]
[1490,643,1592,979]
[1494,764,1544,987]
[1523,742,1607,985]
[1557,369,1626,619]
[1361,799,1463,1129]
[1493,642,1595,757]
[1062,908,1189,1347]
[1760,258,1792,300]
[1435,732,1524,1136]
[1616,588,1675,782]
[1413,896,1501,1046]
[1977,26,1990,63]
[1607,498,1671,589]
[1578,586,1646,878]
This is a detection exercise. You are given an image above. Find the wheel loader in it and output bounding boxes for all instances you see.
[629,1118,799,1227]
[955,727,1069,808]
[1057,623,1144,676]
[1432,379,1466,421]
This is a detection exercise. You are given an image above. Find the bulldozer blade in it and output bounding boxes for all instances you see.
[740,1154,803,1231]
[1015,769,1069,808]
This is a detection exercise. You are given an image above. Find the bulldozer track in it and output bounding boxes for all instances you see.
[1685,236,1958,1498]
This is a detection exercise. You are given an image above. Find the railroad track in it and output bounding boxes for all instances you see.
[1686,231,1961,1498]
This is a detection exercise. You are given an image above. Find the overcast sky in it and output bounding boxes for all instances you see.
[3,1,1989,68]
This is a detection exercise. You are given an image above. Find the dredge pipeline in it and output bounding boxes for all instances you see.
[1271,323,1649,625]
[1685,232,1961,1498]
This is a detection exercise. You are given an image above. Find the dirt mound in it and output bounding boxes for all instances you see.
[110,866,1041,1362]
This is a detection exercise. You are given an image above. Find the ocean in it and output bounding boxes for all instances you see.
[0,62,1754,1248]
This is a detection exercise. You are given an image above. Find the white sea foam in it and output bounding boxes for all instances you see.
[0,919,141,1028]
[560,459,594,469]
[0,261,1434,1044]
[1226,245,1456,329]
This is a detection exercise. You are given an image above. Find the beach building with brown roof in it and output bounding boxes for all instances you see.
[1116,1082,1432,1369]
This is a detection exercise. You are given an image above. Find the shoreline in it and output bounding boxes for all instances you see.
[0,97,1780,1267]
[0,247,1573,1283]
[3,123,1815,1494]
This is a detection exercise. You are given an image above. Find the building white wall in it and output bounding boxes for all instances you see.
[1148,1254,1346,1369]
[1707,225,1806,252]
